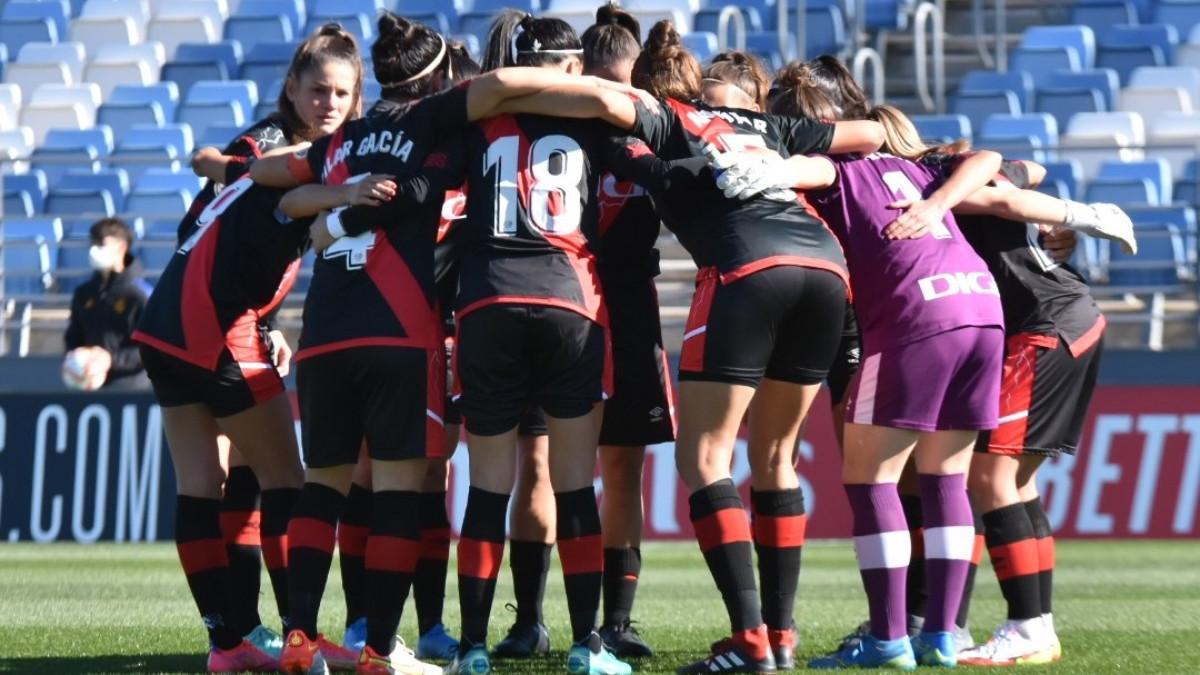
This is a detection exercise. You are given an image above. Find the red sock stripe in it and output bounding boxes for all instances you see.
[365,535,421,573]
[337,523,369,558]
[177,538,229,575]
[287,516,337,555]
[988,538,1041,581]
[420,527,451,561]
[1036,536,1055,572]
[458,537,504,580]
[220,510,261,547]
[971,534,985,565]
[693,506,752,552]
[558,534,604,575]
[910,527,925,559]
[752,513,808,548]
[261,534,287,570]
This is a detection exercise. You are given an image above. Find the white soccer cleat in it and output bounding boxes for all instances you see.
[957,621,1054,666]
[1062,201,1138,255]
[357,637,443,675]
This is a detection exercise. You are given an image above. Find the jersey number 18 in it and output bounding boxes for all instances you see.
[485,134,584,236]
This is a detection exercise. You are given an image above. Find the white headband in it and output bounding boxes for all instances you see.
[379,34,447,88]
[510,23,582,62]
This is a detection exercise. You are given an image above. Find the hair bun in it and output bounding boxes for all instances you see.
[646,20,681,53]
[596,2,620,25]
[377,11,410,40]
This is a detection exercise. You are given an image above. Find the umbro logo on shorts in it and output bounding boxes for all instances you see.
[649,406,665,422]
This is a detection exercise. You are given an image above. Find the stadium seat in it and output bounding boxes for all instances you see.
[69,16,138,55]
[19,103,90,146]
[0,18,58,59]
[44,127,115,156]
[1043,68,1120,109]
[1035,88,1105,132]
[110,146,181,184]
[1097,159,1173,204]
[4,62,72,104]
[3,169,45,213]
[1036,179,1071,200]
[1084,177,1157,205]
[1100,24,1180,65]
[683,32,718,62]
[959,69,1034,113]
[951,91,1021,135]
[94,42,168,70]
[31,145,101,186]
[197,122,248,149]
[6,216,64,242]
[1071,0,1137,32]
[910,114,972,143]
[746,32,793,70]
[110,82,179,120]
[1061,112,1146,180]
[1011,47,1081,87]
[981,113,1058,152]
[17,41,87,82]
[305,13,374,43]
[801,6,847,58]
[87,61,158,101]
[3,235,55,294]
[126,188,191,219]
[4,189,36,217]
[123,123,194,158]
[161,60,230,99]
[136,167,203,200]
[81,0,150,38]
[2,0,70,40]
[147,17,220,60]
[1153,1,1200,40]
[45,189,117,217]
[1147,110,1200,180]
[58,167,130,210]
[176,41,243,77]
[694,7,765,35]
[456,13,495,51]
[1175,43,1200,68]
[0,83,22,111]
[177,101,245,144]
[1097,44,1165,84]
[1023,25,1096,69]
[31,83,101,118]
[186,80,258,121]
[395,0,464,26]
[236,0,307,37]
[976,133,1046,163]
[1129,66,1200,106]
[156,0,228,33]
[225,16,294,56]
[1118,87,1193,129]
[1105,223,1189,289]
[407,12,452,36]
[0,127,37,172]
[1125,204,1199,266]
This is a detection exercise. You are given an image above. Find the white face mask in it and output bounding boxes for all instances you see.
[88,244,119,272]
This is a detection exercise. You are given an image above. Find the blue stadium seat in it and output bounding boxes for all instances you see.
[178,102,246,146]
[959,69,1034,113]
[406,12,451,35]
[3,171,48,214]
[241,43,296,98]
[198,123,248,149]
[123,124,194,158]
[863,0,913,30]
[1105,223,1189,287]
[137,168,203,201]
[1084,177,1157,205]
[225,15,294,55]
[187,81,258,122]
[0,18,58,57]
[6,217,64,242]
[393,0,464,25]
[472,0,538,12]
[1124,204,1198,265]
[1023,25,1096,69]
[951,91,1021,135]
[4,190,36,217]
[1011,47,1082,87]
[1036,179,1070,200]
[314,0,382,17]
[1098,159,1173,204]
[236,0,307,36]
[162,60,231,100]
[3,236,55,294]
[976,134,1046,163]
[1042,69,1120,110]
[2,1,69,41]
[1035,88,1104,131]
[110,82,180,121]
[176,42,244,77]
[802,6,847,58]
[683,32,719,63]
[45,189,116,217]
[1153,1,1200,40]
[1071,0,1137,32]
[910,114,972,143]
[97,102,167,145]
[456,14,493,55]
[57,234,94,294]
[142,217,182,239]
[1100,24,1179,65]
[44,127,115,157]
[981,113,1058,151]
[694,7,765,35]
[126,189,191,220]
[1043,160,1083,199]
[136,240,177,282]
[305,13,374,43]
[58,168,130,211]
[745,32,792,70]
[1097,44,1165,84]
[31,147,101,186]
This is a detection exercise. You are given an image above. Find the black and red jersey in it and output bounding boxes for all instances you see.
[177,115,295,245]
[594,167,661,286]
[133,177,311,369]
[284,88,471,360]
[934,157,1105,354]
[622,98,847,285]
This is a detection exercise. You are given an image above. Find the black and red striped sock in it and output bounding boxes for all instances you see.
[176,495,242,650]
[457,487,509,647]
[415,490,451,635]
[557,487,604,643]
[365,490,422,654]
[509,540,552,626]
[285,483,344,638]
[689,479,768,659]
[983,502,1042,621]
[957,501,985,628]
[221,466,262,636]
[751,488,807,633]
[1025,497,1055,615]
[900,493,927,620]
[260,487,297,623]
[338,482,371,627]
[602,547,641,627]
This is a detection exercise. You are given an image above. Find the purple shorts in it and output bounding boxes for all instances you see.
[846,326,1003,431]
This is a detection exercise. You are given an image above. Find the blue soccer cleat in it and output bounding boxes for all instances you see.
[244,623,284,659]
[416,623,459,661]
[567,632,632,675]
[446,644,491,675]
[809,634,916,671]
[343,616,367,652]
[911,631,956,667]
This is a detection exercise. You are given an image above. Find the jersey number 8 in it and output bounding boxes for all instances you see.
[485,134,584,237]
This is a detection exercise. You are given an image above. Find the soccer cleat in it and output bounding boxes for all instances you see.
[280,631,331,674]
[245,624,284,658]
[599,620,654,658]
[568,632,633,675]
[676,637,777,673]
[954,624,976,651]
[344,617,368,653]
[768,627,797,670]
[207,639,280,672]
[808,634,916,671]
[356,638,442,675]
[910,631,956,667]
[836,615,922,652]
[492,619,550,658]
[1048,634,1063,662]
[416,623,460,661]
[320,635,361,672]
[445,644,491,675]
[957,622,1054,666]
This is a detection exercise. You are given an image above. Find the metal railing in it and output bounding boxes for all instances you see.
[913,1,947,113]
[778,0,808,63]
[715,5,747,53]
[973,0,1009,71]
[852,46,886,106]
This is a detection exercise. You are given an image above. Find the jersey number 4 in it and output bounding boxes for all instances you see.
[485,134,584,236]
[882,170,952,239]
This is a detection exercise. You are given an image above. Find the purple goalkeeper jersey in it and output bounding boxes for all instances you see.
[809,153,1004,352]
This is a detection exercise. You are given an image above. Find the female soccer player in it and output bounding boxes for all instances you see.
[132,24,363,673]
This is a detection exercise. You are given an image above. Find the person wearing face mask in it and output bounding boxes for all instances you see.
[62,217,152,391]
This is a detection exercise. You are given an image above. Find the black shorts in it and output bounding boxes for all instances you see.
[826,303,862,406]
[679,265,848,387]
[455,304,609,436]
[600,279,675,446]
[297,346,443,468]
[976,332,1104,457]
[140,343,284,418]
[443,336,462,426]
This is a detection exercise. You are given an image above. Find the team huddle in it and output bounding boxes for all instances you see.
[130,4,1140,675]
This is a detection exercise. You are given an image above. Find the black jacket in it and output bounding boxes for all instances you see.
[64,256,153,386]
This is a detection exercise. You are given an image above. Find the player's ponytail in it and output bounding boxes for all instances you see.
[582,3,641,74]
[446,40,481,85]
[704,51,771,111]
[278,22,364,140]
[769,60,840,120]
[774,55,869,121]
[373,11,450,100]
[632,20,702,102]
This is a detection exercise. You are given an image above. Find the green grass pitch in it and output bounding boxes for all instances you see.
[1,540,1197,673]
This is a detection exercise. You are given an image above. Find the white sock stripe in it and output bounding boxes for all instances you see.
[853,529,911,569]
[997,409,1030,425]
[923,525,977,560]
[852,353,881,425]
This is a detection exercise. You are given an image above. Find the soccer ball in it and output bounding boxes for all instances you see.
[62,351,106,391]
